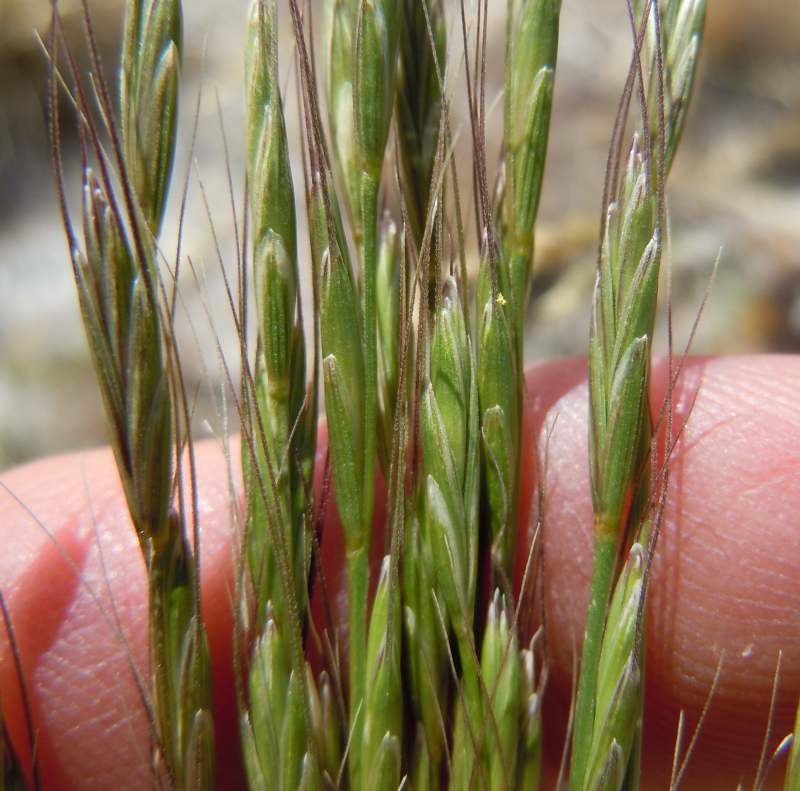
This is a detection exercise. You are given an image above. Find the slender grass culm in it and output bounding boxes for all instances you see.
[32,0,800,790]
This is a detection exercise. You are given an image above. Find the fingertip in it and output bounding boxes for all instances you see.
[646,355,800,785]
[0,440,245,789]
[521,355,800,786]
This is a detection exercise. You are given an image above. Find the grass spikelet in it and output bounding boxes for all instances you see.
[328,0,361,230]
[361,557,403,791]
[396,0,445,246]
[637,0,706,175]
[413,275,480,789]
[583,544,645,791]
[403,512,447,791]
[242,607,312,790]
[319,239,365,541]
[501,0,560,345]
[481,590,521,791]
[239,11,324,779]
[352,0,401,546]
[121,0,182,236]
[477,275,520,580]
[423,276,479,632]
[307,671,342,786]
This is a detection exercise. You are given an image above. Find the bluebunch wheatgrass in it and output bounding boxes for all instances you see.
[239,2,322,788]
[570,2,706,789]
[42,0,726,788]
[477,0,560,587]
[420,276,480,790]
[50,0,216,786]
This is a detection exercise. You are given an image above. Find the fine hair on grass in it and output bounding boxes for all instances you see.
[0,0,794,790]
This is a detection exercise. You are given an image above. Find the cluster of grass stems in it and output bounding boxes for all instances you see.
[2,0,800,789]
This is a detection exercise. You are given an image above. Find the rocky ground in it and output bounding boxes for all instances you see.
[1,0,798,466]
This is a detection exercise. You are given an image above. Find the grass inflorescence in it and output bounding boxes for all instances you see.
[33,0,799,790]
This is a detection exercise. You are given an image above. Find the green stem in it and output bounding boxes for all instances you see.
[507,248,530,369]
[347,543,370,788]
[569,528,618,791]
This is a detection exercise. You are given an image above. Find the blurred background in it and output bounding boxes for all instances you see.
[0,0,798,467]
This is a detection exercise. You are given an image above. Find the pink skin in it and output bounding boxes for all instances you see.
[1,356,798,789]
